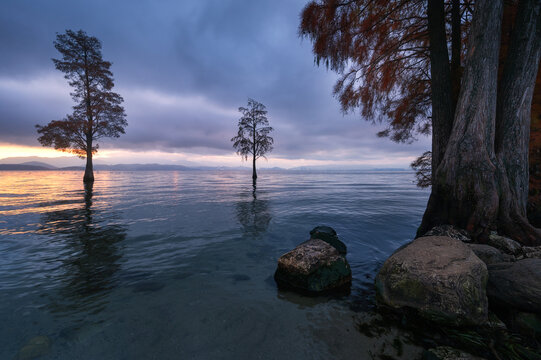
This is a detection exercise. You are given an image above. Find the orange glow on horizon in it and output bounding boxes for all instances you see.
[0,143,73,159]
[0,143,416,169]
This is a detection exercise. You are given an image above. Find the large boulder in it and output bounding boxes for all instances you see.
[274,239,351,293]
[309,225,347,254]
[487,259,541,314]
[375,236,488,325]
[467,244,514,265]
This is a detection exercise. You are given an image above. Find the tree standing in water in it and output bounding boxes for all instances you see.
[36,29,127,183]
[231,99,274,183]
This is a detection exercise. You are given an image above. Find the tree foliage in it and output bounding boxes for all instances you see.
[232,99,274,160]
[300,0,472,143]
[36,30,126,180]
[411,150,432,188]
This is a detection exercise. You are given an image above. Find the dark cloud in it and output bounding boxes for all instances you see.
[0,0,430,165]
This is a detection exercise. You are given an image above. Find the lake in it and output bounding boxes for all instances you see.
[0,170,429,359]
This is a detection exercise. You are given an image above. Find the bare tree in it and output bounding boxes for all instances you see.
[36,29,127,183]
[231,99,274,183]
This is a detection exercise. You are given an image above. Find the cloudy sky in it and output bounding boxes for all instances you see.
[0,0,430,168]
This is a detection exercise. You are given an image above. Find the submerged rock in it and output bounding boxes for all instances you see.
[423,225,471,242]
[309,225,347,254]
[375,236,488,326]
[17,336,51,360]
[467,244,514,265]
[487,259,541,314]
[424,346,486,360]
[487,232,523,256]
[274,239,351,293]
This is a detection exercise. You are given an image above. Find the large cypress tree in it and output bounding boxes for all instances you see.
[36,29,127,183]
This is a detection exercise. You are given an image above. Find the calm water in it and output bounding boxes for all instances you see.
[0,170,429,359]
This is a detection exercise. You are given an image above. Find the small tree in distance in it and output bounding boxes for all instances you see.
[231,99,274,183]
[36,29,127,183]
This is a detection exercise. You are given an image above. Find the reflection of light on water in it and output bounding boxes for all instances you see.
[0,169,431,360]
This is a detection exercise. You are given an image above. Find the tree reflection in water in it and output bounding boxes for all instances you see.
[236,184,272,237]
[38,182,126,319]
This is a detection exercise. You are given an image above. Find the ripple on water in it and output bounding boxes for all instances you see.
[0,170,428,359]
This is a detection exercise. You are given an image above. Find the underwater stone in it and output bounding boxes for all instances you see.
[17,336,51,360]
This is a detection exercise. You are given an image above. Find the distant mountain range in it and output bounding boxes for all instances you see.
[0,161,250,171]
[0,156,408,172]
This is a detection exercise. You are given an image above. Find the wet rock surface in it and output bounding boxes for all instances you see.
[309,225,347,254]
[375,236,488,325]
[274,239,351,293]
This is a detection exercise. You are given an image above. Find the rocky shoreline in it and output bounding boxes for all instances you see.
[275,224,541,359]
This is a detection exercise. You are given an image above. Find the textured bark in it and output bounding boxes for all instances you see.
[450,0,462,107]
[496,0,541,245]
[528,68,541,226]
[420,0,541,246]
[83,140,94,183]
[428,0,454,172]
[419,0,503,239]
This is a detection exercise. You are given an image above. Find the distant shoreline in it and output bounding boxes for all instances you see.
[0,163,411,172]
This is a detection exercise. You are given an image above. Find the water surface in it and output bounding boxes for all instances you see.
[0,170,429,359]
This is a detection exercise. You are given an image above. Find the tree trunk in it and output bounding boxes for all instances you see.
[427,0,454,173]
[419,0,503,239]
[419,0,541,246]
[528,65,541,226]
[252,155,257,183]
[83,138,94,183]
[496,0,541,245]
[450,0,461,107]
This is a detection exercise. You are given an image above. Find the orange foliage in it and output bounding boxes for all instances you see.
[300,0,474,142]
[301,0,431,142]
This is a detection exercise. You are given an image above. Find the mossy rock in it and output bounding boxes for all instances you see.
[375,236,488,326]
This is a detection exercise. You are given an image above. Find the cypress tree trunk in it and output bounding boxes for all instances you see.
[252,155,257,182]
[496,0,541,245]
[420,0,541,246]
[419,0,503,239]
[427,0,455,173]
[83,138,94,183]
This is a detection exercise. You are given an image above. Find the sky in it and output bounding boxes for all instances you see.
[0,0,431,169]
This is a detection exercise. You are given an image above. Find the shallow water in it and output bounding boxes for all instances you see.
[0,170,429,359]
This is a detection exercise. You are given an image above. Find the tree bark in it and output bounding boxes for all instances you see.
[450,0,461,107]
[427,0,454,173]
[84,137,94,183]
[419,0,503,239]
[252,155,257,182]
[496,0,541,245]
